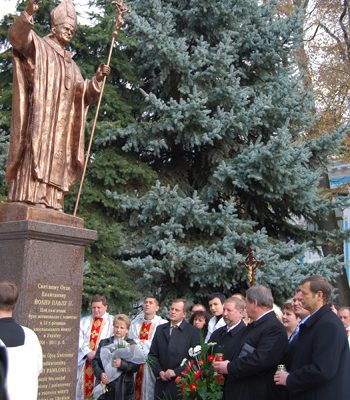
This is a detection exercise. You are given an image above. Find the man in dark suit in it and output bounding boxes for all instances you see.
[209,297,247,397]
[209,297,246,361]
[274,275,350,400]
[148,298,200,400]
[213,285,288,400]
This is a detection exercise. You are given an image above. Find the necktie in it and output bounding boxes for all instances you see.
[170,324,178,335]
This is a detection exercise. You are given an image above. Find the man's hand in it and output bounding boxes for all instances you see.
[213,360,229,375]
[96,64,111,82]
[26,0,41,16]
[273,370,289,386]
[164,369,176,380]
[86,350,96,361]
[159,371,169,381]
[100,372,109,385]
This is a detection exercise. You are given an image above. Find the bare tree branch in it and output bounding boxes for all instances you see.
[319,22,347,63]
[339,0,350,64]
[304,24,320,42]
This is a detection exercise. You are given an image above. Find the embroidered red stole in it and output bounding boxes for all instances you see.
[83,317,104,399]
[135,321,153,400]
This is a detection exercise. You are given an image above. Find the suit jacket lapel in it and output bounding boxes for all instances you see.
[178,319,187,331]
[161,322,171,343]
[248,310,275,328]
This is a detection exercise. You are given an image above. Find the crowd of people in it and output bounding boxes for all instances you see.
[1,276,350,400]
[75,275,350,400]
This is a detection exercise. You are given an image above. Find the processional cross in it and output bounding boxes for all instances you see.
[237,247,265,286]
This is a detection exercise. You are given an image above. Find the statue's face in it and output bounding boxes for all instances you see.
[52,23,75,46]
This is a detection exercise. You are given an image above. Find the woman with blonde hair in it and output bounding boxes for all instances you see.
[93,314,141,400]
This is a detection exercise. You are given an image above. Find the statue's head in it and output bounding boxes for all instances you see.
[50,0,77,46]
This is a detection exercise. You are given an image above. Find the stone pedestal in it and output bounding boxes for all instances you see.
[0,205,97,400]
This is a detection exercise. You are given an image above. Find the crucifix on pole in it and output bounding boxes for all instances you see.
[237,247,265,286]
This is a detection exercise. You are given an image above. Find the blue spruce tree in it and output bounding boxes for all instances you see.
[109,0,349,304]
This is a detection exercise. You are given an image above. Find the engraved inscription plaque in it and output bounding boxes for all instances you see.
[32,283,76,399]
[0,220,97,400]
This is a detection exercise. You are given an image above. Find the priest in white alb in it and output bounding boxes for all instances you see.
[76,295,114,400]
[129,297,167,400]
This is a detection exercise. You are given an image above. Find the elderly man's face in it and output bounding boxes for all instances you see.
[338,308,350,328]
[53,23,75,46]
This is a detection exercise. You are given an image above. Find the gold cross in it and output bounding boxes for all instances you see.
[237,247,265,286]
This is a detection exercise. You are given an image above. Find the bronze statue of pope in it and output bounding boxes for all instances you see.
[6,0,110,211]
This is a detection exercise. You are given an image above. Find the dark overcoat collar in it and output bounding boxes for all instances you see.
[247,310,275,329]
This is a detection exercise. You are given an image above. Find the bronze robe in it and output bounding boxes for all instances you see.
[7,13,101,210]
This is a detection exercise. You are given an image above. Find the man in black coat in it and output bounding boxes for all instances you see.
[209,297,246,361]
[214,285,288,400]
[209,296,247,397]
[148,298,200,400]
[274,275,350,400]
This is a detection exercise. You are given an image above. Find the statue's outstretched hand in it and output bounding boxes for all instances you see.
[26,0,41,16]
[96,64,111,82]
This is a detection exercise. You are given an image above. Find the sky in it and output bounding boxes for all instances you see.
[0,1,93,23]
[1,1,17,18]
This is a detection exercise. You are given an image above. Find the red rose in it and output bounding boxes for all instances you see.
[198,359,204,366]
[180,383,186,388]
[194,370,202,381]
[207,355,215,362]
[189,383,197,392]
[217,374,224,384]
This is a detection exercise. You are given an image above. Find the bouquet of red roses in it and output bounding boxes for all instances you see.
[175,342,224,400]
